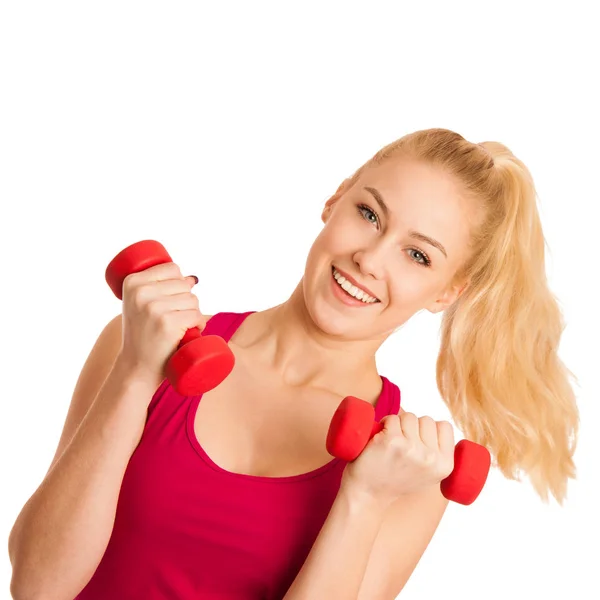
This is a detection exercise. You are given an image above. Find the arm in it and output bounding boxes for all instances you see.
[8,317,158,600]
[283,482,448,600]
[357,484,449,599]
[282,485,384,600]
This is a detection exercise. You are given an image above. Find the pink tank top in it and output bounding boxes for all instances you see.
[75,311,401,599]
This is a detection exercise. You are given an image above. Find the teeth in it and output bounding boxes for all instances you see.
[333,269,378,303]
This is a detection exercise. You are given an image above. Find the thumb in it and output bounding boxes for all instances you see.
[379,414,403,437]
[186,275,199,286]
[363,415,401,452]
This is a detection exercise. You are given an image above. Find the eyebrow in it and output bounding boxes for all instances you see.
[363,186,448,259]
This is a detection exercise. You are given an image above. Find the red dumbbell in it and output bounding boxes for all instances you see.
[105,239,235,396]
[326,396,491,505]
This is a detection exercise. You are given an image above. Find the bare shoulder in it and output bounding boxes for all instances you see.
[44,313,124,477]
[45,313,215,478]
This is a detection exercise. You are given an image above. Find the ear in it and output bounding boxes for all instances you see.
[321,177,353,223]
[426,279,469,314]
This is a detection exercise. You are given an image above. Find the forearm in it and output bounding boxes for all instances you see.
[9,362,155,600]
[283,485,385,600]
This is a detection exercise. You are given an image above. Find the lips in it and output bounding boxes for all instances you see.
[332,265,380,302]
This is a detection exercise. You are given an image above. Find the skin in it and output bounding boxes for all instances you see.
[239,157,476,397]
[273,156,482,598]
[7,157,482,600]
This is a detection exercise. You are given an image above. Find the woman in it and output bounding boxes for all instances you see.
[8,128,579,599]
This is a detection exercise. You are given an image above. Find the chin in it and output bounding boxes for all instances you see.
[305,295,363,338]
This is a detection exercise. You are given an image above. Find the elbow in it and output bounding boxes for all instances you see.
[10,578,30,600]
[10,561,62,600]
[8,531,28,600]
[10,566,41,600]
[10,554,91,600]
[10,573,37,600]
[8,523,73,600]
[11,578,61,600]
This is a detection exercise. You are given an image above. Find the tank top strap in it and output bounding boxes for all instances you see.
[145,311,400,421]
[202,311,256,342]
[145,311,255,415]
[374,376,402,420]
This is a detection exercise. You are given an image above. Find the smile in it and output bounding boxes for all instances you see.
[331,266,380,305]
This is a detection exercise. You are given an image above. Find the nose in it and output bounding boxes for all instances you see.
[352,241,387,281]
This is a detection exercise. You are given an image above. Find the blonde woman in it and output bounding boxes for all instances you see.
[9,128,579,600]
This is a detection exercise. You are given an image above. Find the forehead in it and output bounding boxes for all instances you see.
[358,158,464,208]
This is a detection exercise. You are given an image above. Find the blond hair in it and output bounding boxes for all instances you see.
[345,128,579,505]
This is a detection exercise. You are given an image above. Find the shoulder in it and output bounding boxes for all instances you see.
[43,313,124,477]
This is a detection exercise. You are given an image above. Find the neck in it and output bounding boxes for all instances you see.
[238,279,384,394]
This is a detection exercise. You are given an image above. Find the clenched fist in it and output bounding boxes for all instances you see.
[340,411,456,508]
[116,262,207,395]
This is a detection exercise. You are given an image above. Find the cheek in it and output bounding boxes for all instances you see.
[388,273,438,304]
[312,225,348,255]
[304,233,331,279]
[323,211,368,249]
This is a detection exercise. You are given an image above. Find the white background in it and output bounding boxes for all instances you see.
[1,1,598,599]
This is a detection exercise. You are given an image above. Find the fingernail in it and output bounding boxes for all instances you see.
[191,275,199,285]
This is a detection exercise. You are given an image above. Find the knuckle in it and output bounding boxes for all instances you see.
[423,449,437,467]
[157,311,172,331]
[145,299,162,318]
[122,273,138,293]
[133,284,151,305]
[400,412,417,425]
[438,420,455,440]
[382,414,400,429]
[398,438,416,458]
[419,416,437,432]
[387,434,406,455]
[169,263,183,279]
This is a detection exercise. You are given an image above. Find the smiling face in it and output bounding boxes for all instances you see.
[302,157,478,341]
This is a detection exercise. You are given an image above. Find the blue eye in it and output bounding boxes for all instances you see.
[356,203,432,268]
[408,248,432,267]
[357,204,378,224]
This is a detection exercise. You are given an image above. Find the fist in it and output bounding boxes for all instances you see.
[341,411,456,507]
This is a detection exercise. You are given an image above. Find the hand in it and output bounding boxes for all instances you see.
[115,262,207,391]
[340,411,456,509]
